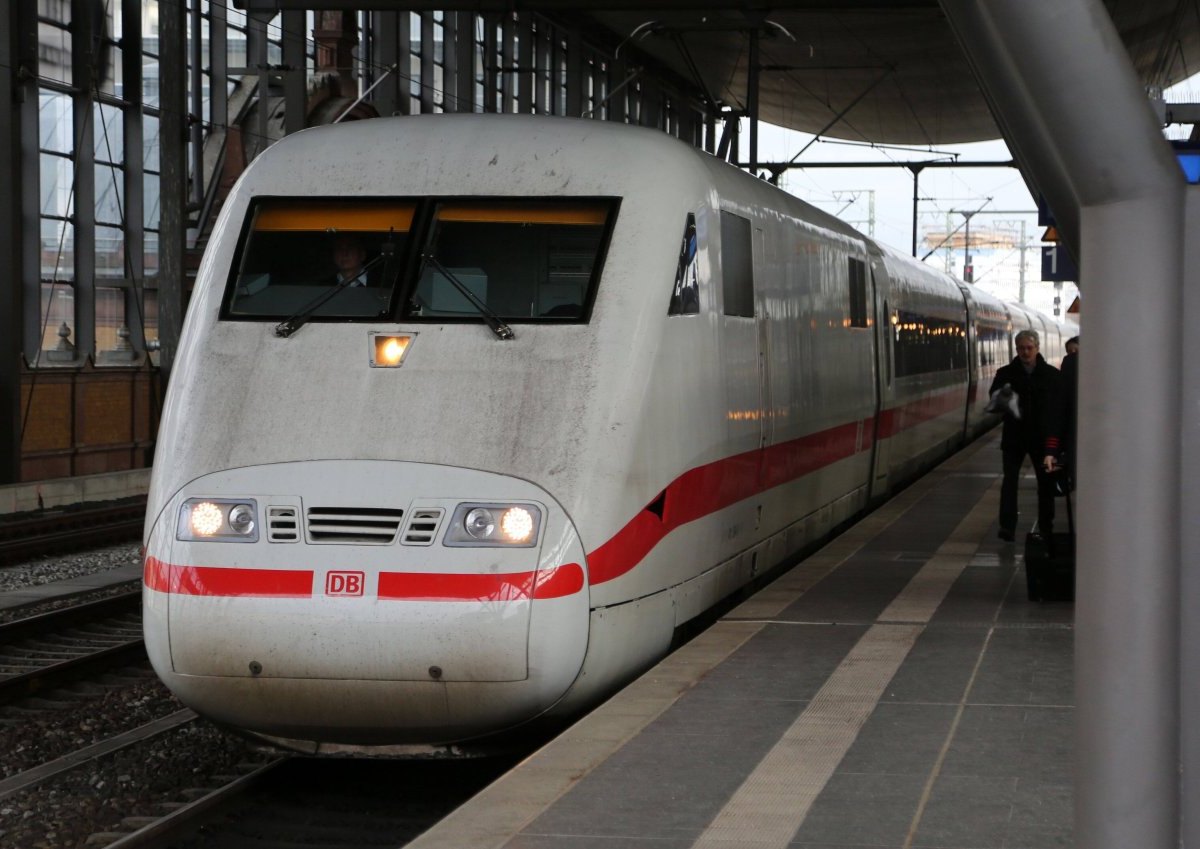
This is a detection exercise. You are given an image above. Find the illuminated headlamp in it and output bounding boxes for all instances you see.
[443,503,542,548]
[369,331,415,367]
[177,498,260,542]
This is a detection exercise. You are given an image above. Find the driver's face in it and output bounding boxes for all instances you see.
[334,240,366,274]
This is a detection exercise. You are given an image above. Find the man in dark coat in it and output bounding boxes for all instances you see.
[988,329,1063,541]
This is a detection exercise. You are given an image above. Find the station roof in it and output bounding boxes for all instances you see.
[585,0,1200,144]
[338,0,1200,145]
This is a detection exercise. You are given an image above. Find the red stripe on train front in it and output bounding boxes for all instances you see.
[144,557,313,597]
[586,384,966,585]
[143,556,584,601]
[377,563,583,601]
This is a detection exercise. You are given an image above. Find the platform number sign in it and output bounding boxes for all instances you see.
[1041,245,1078,283]
[1038,198,1079,282]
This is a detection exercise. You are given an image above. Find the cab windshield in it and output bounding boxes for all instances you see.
[405,202,610,321]
[225,201,414,319]
[222,197,615,326]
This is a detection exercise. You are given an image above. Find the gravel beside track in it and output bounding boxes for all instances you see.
[0,719,262,849]
[0,542,143,625]
[0,540,269,849]
[0,672,175,779]
[0,542,141,593]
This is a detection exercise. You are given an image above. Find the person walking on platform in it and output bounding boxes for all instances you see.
[989,329,1063,541]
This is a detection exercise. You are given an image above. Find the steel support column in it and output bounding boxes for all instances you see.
[419,13,435,113]
[17,0,37,368]
[70,0,97,361]
[748,29,759,177]
[939,1,1185,847]
[0,0,20,483]
[372,10,404,118]
[157,0,187,377]
[188,0,204,212]
[122,0,145,353]
[282,9,308,134]
[246,11,272,155]
[452,12,474,112]
[517,14,533,114]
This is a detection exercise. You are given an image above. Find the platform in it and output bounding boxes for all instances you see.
[0,468,150,516]
[409,431,1075,849]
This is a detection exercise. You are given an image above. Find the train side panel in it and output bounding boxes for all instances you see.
[873,246,971,486]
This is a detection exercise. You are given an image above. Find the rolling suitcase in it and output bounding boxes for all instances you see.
[1024,472,1075,602]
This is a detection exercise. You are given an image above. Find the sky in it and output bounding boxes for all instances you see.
[747,123,1074,320]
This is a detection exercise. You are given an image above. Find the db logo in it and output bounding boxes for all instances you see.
[325,571,365,596]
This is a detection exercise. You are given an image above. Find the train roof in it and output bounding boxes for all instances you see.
[241,114,864,238]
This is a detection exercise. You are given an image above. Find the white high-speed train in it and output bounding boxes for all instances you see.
[143,115,1074,754]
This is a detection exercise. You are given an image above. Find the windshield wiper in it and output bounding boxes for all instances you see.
[275,238,396,338]
[420,252,515,341]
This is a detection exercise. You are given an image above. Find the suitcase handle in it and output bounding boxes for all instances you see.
[1053,467,1075,534]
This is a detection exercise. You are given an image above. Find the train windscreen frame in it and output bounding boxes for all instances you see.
[220,196,619,326]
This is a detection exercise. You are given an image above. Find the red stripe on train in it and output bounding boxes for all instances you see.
[143,557,584,601]
[377,563,583,601]
[587,384,966,585]
[144,557,314,597]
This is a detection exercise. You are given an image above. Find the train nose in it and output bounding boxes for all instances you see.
[142,460,589,746]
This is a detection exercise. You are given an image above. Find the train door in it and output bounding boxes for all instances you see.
[960,287,977,440]
[866,252,892,501]
[719,211,764,456]
[754,226,772,448]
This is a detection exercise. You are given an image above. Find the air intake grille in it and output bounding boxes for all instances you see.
[266,506,299,542]
[401,508,444,546]
[306,507,404,544]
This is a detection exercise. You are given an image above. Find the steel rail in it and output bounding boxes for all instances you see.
[104,757,291,849]
[0,590,145,703]
[0,709,198,802]
[0,501,145,567]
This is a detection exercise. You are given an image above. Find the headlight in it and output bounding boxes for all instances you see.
[443,503,542,547]
[369,332,415,367]
[177,498,260,542]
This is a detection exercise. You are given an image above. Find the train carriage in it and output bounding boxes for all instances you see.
[143,115,1074,752]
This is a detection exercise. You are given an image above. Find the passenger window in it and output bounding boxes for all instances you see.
[669,213,700,315]
[892,309,968,376]
[720,211,754,317]
[848,258,868,328]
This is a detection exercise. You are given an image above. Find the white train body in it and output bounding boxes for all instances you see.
[143,115,1073,752]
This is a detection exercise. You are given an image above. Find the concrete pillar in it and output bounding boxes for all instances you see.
[1182,185,1200,847]
[938,1,1185,846]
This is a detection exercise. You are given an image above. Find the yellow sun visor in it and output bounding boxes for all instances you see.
[435,203,607,226]
[253,203,416,232]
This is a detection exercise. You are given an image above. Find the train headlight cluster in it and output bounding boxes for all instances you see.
[177,498,260,542]
[444,503,542,547]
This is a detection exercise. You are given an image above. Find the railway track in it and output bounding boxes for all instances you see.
[101,755,515,849]
[0,498,145,567]
[0,589,145,703]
